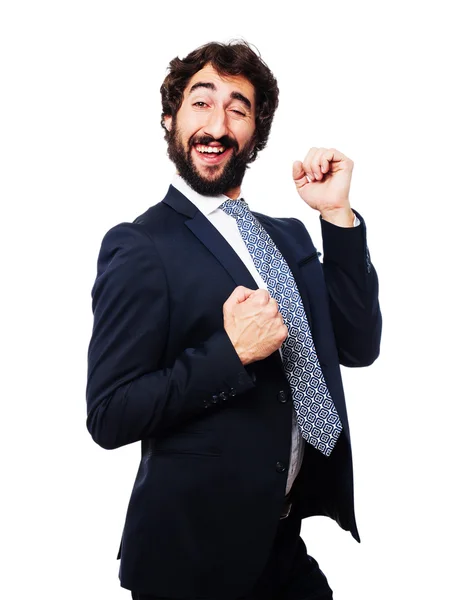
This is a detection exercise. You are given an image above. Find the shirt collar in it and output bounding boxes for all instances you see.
[171,173,245,217]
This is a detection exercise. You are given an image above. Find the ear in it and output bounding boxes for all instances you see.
[248,134,258,160]
[164,115,172,132]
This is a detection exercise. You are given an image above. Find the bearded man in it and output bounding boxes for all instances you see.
[86,40,382,600]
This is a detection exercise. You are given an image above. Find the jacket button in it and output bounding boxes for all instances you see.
[238,372,249,385]
[278,390,288,403]
[211,395,219,404]
[276,461,287,473]
[219,392,228,401]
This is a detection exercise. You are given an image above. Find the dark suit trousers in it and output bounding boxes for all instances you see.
[131,514,333,600]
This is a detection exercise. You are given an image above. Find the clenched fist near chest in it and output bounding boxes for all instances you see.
[223,286,288,366]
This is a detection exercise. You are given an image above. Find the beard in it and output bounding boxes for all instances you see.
[166,119,255,196]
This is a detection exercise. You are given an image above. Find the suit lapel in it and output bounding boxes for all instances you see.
[162,185,258,290]
[186,214,259,291]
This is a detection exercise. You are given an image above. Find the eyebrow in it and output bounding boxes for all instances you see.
[188,81,252,111]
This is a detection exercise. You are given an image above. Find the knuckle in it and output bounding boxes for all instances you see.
[278,327,288,341]
[268,299,279,314]
[257,289,270,303]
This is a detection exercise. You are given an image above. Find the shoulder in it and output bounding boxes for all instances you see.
[95,219,164,288]
[133,199,180,237]
[99,199,173,255]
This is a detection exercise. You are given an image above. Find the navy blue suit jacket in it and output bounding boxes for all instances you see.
[86,185,381,597]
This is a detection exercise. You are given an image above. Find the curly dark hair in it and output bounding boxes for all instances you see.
[160,40,279,163]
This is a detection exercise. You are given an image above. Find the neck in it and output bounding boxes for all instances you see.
[225,186,241,199]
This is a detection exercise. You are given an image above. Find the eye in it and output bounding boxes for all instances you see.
[193,101,208,108]
[231,109,246,117]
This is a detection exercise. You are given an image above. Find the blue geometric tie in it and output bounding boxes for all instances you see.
[220,199,342,456]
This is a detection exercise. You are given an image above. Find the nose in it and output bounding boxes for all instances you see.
[203,107,229,141]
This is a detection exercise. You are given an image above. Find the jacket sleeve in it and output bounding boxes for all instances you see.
[319,210,382,367]
[86,223,255,450]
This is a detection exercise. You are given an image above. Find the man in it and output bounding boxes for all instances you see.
[86,40,381,600]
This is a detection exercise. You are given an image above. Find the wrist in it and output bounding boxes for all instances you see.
[225,330,249,366]
[320,206,354,227]
[234,343,250,366]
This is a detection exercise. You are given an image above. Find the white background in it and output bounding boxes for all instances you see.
[1,1,448,599]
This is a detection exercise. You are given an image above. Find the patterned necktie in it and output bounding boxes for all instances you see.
[220,198,342,456]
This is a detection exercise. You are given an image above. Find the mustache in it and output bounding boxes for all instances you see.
[189,135,239,152]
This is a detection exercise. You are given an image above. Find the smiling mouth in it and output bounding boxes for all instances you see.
[193,144,233,165]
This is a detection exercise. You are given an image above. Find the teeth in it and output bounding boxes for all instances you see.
[196,145,225,154]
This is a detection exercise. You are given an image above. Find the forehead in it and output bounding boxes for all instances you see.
[184,63,255,103]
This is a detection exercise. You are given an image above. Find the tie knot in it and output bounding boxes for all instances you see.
[219,198,250,220]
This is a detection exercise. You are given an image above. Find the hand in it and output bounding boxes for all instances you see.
[292,147,355,226]
[223,286,288,366]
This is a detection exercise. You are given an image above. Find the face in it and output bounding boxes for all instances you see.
[164,64,257,198]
